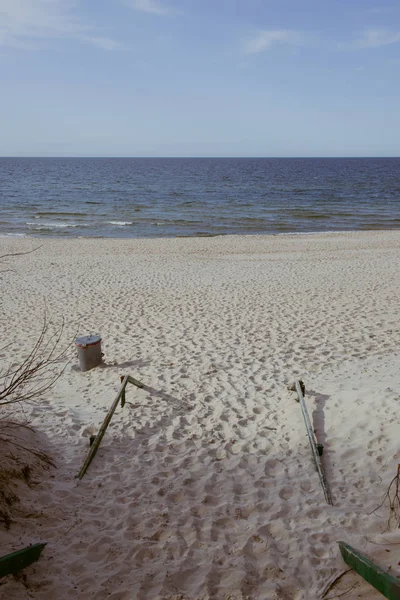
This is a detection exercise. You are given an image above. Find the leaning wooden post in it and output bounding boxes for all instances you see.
[338,541,400,600]
[76,374,145,480]
[77,375,129,480]
[293,380,333,505]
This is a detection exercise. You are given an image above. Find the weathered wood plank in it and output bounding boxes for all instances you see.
[126,375,144,388]
[339,541,400,600]
[76,375,129,479]
[0,543,46,579]
[294,380,333,505]
[76,374,146,480]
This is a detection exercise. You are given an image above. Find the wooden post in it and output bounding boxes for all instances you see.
[294,380,333,505]
[77,376,129,480]
[120,375,126,407]
[338,541,400,600]
[76,374,146,480]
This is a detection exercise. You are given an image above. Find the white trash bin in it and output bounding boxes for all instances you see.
[75,335,102,372]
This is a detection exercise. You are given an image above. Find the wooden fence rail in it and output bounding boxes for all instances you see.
[76,375,144,480]
[294,380,333,505]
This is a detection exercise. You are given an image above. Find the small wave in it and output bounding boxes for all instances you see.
[26,221,80,228]
[35,211,87,217]
[284,210,327,220]
[279,230,353,236]
[108,221,133,226]
[152,219,202,226]
[0,233,27,237]
[168,191,185,197]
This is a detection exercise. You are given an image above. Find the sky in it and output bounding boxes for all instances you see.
[0,0,399,157]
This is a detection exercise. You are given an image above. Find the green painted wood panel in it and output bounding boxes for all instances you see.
[0,543,46,579]
[339,541,400,600]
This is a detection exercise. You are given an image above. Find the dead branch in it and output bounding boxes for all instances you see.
[0,268,16,275]
[0,316,72,407]
[0,246,42,277]
[327,583,358,598]
[0,246,42,261]
[370,465,400,531]
[365,536,400,546]
[320,569,352,598]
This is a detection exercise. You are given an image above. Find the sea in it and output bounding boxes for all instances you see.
[0,157,399,238]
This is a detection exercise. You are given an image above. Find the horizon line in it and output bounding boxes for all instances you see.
[0,156,399,159]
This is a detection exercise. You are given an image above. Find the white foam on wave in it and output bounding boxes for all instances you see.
[279,229,354,236]
[26,222,80,229]
[0,233,27,237]
[108,221,133,226]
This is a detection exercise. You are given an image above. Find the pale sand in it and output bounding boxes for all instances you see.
[1,231,400,599]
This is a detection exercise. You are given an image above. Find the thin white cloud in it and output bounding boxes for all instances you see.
[350,28,400,48]
[368,7,396,14]
[0,0,121,50]
[80,35,124,51]
[243,30,302,55]
[123,0,175,16]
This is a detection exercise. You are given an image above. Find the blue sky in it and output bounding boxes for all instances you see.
[0,0,399,156]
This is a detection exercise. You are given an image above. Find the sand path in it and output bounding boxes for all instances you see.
[1,231,400,599]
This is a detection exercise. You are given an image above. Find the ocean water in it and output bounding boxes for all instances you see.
[0,157,399,238]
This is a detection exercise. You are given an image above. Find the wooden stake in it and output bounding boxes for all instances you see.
[294,380,333,505]
[120,375,126,407]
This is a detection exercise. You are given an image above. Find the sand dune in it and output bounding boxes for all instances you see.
[1,231,400,599]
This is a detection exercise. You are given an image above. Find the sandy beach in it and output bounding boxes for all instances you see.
[1,230,400,599]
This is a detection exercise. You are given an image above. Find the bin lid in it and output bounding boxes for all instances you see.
[75,335,101,348]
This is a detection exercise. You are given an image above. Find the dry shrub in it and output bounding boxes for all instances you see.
[0,247,70,528]
[371,464,400,531]
[0,317,69,408]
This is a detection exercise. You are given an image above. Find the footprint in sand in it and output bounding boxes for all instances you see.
[278,486,293,501]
